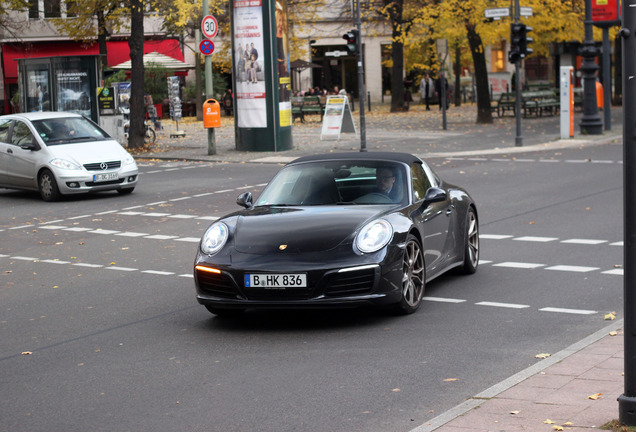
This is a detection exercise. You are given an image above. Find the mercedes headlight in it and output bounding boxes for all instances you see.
[201,222,229,255]
[355,219,393,253]
[50,158,81,171]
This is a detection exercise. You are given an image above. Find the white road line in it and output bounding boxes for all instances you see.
[146,201,168,206]
[89,229,120,235]
[513,236,558,242]
[9,225,33,230]
[480,234,513,240]
[141,270,175,275]
[168,214,198,219]
[539,307,597,315]
[64,227,93,232]
[39,225,67,230]
[67,214,92,220]
[144,235,179,240]
[118,211,145,216]
[545,265,599,273]
[423,297,466,303]
[476,302,530,309]
[478,260,493,265]
[175,237,200,243]
[179,274,194,278]
[602,269,624,275]
[561,239,607,245]
[115,232,149,237]
[106,266,138,272]
[197,216,219,221]
[40,259,70,265]
[11,256,38,261]
[493,262,545,269]
[169,197,192,202]
[144,213,171,217]
[611,241,624,246]
[73,263,103,268]
[95,210,118,215]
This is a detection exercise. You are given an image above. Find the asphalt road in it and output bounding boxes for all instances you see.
[0,141,623,432]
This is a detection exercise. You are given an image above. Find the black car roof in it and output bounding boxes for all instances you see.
[288,152,423,166]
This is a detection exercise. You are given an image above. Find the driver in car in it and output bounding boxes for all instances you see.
[375,166,399,201]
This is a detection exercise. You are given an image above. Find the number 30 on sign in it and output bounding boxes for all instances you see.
[201,15,218,39]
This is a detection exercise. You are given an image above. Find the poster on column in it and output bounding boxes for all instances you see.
[234,0,267,128]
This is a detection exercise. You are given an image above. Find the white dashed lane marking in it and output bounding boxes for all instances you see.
[0,254,604,317]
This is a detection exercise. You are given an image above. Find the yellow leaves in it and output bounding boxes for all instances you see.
[535,353,551,359]
[544,419,556,424]
[444,378,459,382]
[588,393,603,400]
[21,351,32,355]
[552,426,564,431]
[609,331,618,336]
[605,312,616,320]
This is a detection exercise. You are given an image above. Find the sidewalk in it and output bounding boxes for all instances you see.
[416,320,625,432]
[136,103,628,431]
[134,102,623,163]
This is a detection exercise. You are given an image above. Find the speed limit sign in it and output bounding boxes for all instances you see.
[201,15,218,39]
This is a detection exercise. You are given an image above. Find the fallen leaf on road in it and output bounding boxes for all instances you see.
[443,378,459,382]
[392,388,401,392]
[588,393,603,400]
[510,410,520,415]
[552,426,564,431]
[535,353,551,359]
[544,419,556,424]
[605,312,616,320]
[610,331,618,336]
[21,351,32,355]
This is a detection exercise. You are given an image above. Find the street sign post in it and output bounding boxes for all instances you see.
[201,15,218,39]
[485,7,510,19]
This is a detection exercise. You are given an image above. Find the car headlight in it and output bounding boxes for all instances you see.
[123,153,136,166]
[49,158,81,170]
[355,219,393,253]
[201,222,229,255]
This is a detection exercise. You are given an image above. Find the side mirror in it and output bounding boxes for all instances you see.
[20,137,39,151]
[423,187,447,205]
[237,192,253,208]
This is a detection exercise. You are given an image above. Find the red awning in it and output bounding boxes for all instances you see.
[2,39,184,80]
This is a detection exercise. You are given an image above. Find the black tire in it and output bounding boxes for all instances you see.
[460,207,479,274]
[204,306,245,317]
[38,169,61,202]
[117,187,135,195]
[145,127,156,144]
[393,234,425,315]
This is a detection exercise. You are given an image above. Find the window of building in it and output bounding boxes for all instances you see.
[28,0,76,18]
[44,0,61,18]
[491,40,506,72]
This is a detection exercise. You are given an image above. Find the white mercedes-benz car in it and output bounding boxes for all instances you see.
[0,112,138,201]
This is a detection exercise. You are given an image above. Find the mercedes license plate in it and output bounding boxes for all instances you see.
[245,273,307,289]
[93,172,118,182]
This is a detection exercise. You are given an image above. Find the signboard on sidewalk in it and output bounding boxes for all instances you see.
[320,95,357,141]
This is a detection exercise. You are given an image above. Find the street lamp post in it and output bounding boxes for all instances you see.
[619,0,636,425]
[579,0,603,135]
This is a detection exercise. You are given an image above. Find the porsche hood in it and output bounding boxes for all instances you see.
[232,206,386,254]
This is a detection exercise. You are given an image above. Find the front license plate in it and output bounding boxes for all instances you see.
[245,273,307,289]
[93,172,118,182]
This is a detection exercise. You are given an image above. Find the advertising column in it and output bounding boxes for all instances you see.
[232,0,292,151]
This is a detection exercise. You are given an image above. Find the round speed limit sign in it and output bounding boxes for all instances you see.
[201,15,218,39]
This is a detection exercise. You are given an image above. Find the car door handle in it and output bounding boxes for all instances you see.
[446,208,452,215]
[7,148,13,154]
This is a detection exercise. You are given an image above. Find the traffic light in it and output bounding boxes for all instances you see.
[509,23,533,63]
[508,23,523,63]
[343,29,358,54]
[519,25,533,58]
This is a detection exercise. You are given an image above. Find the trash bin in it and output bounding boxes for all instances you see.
[203,99,221,128]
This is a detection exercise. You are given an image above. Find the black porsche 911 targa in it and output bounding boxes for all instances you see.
[194,152,478,316]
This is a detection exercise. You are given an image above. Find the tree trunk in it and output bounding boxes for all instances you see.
[385,0,407,112]
[97,10,108,77]
[128,0,145,149]
[466,23,492,124]
[454,43,461,107]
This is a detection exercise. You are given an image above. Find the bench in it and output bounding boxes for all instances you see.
[291,96,304,122]
[301,96,323,121]
[495,92,516,117]
[521,90,559,117]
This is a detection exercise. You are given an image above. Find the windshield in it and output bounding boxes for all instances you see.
[255,161,408,206]
[31,117,111,145]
